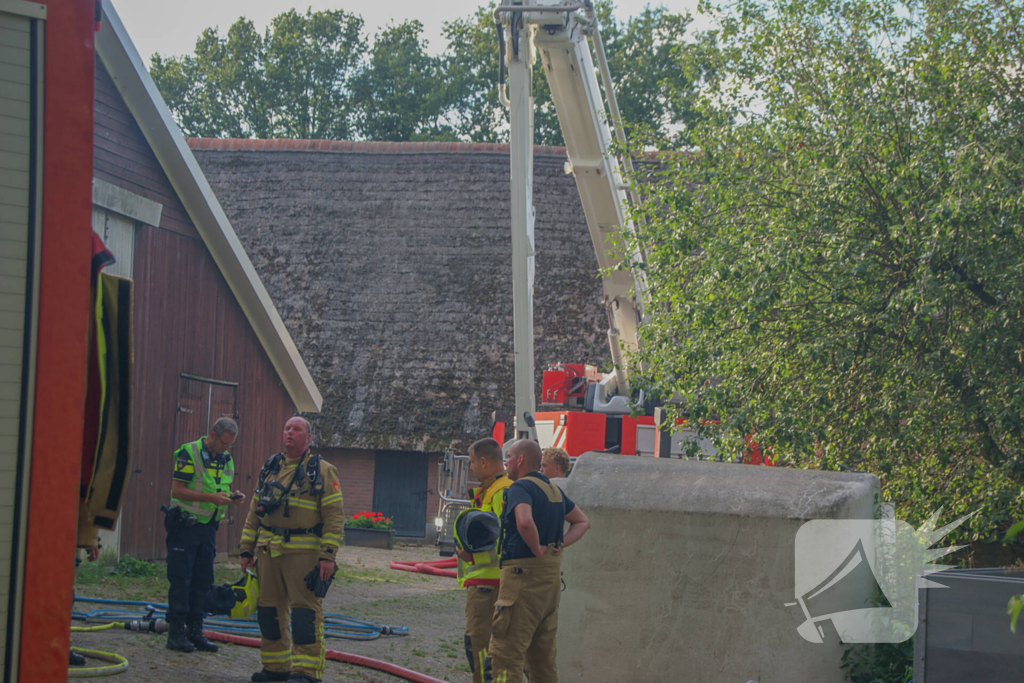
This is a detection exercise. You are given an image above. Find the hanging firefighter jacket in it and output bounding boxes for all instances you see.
[77,233,133,547]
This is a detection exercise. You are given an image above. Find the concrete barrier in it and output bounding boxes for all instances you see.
[556,453,879,683]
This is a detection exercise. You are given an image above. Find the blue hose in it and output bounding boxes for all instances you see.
[73,598,408,640]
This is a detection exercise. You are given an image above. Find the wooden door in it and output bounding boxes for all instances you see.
[372,451,428,537]
[172,375,238,555]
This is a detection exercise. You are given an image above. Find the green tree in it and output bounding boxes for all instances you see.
[150,20,271,138]
[150,9,364,139]
[441,6,506,142]
[350,21,456,142]
[442,1,718,146]
[625,0,1024,542]
[263,9,365,139]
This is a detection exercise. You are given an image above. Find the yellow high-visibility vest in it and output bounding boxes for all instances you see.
[456,473,512,587]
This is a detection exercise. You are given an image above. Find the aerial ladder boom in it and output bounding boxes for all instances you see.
[497,0,647,440]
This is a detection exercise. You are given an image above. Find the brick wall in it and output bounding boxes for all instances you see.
[321,448,374,520]
[323,448,447,539]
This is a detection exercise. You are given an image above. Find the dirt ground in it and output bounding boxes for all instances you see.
[71,545,472,683]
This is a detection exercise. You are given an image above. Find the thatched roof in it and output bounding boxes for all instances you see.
[190,139,610,452]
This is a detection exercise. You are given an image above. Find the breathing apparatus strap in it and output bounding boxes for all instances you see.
[257,452,306,518]
[257,453,285,493]
[306,454,324,495]
[259,523,324,542]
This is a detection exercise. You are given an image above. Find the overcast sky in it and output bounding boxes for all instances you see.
[112,0,712,62]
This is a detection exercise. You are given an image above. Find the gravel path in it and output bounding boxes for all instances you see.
[71,545,472,683]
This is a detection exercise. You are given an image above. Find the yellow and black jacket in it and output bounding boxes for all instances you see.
[456,473,512,588]
[238,451,345,562]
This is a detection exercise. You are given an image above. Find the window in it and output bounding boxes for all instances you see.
[91,207,136,279]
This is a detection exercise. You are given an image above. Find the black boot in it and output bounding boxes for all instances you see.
[166,620,195,653]
[69,650,86,666]
[187,620,219,653]
[286,674,319,683]
[251,670,291,682]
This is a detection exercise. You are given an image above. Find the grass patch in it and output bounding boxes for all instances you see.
[75,552,167,602]
[335,565,401,584]
[76,556,247,604]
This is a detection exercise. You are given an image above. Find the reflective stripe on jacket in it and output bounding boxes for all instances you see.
[238,452,346,561]
[457,473,512,587]
[170,438,235,523]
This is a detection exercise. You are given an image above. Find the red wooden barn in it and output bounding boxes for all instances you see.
[1,1,322,678]
[92,2,322,560]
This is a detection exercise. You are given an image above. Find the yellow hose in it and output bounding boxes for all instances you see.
[71,622,124,632]
[67,648,129,677]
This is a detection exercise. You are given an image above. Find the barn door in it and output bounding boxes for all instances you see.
[174,374,238,554]
[372,451,428,537]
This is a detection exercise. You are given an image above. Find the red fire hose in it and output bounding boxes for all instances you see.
[205,631,448,683]
[388,557,457,578]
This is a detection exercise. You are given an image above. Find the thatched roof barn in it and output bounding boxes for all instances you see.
[190,139,610,455]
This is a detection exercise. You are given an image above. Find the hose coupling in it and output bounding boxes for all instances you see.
[125,618,168,634]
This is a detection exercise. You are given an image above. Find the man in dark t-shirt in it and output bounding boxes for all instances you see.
[484,440,590,683]
[500,470,576,561]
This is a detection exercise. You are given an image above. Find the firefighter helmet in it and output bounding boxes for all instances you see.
[454,509,500,554]
[228,569,260,620]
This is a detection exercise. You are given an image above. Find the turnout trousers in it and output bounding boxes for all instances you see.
[166,519,217,628]
[255,548,326,680]
[484,549,562,683]
[465,585,499,683]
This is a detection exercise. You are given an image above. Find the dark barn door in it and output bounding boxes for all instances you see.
[372,451,428,537]
[170,375,238,556]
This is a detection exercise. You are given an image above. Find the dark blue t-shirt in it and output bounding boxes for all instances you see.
[500,472,576,560]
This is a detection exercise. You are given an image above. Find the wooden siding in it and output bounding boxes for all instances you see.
[93,60,297,560]
[93,60,197,240]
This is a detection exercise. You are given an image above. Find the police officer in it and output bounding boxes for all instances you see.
[484,439,590,683]
[166,417,247,653]
[456,438,513,683]
[239,417,345,683]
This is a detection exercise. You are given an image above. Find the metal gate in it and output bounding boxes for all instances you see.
[435,452,471,555]
[173,374,239,555]
[372,451,428,537]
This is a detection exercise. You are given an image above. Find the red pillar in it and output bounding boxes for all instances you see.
[18,0,95,678]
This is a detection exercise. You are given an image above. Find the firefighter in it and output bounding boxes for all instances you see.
[456,438,513,683]
[484,440,590,683]
[166,417,247,653]
[540,447,571,479]
[239,417,345,683]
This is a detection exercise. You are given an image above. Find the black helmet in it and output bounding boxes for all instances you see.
[454,509,500,553]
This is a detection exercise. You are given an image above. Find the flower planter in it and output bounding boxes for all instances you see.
[344,526,395,549]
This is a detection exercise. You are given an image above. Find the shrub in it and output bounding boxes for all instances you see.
[842,641,913,683]
[114,555,162,578]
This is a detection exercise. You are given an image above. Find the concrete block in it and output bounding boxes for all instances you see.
[556,453,878,683]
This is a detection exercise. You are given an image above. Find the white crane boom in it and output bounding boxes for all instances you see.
[497,0,647,438]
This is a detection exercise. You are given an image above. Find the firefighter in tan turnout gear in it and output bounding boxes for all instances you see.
[455,438,513,683]
[239,417,345,683]
[484,439,590,683]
